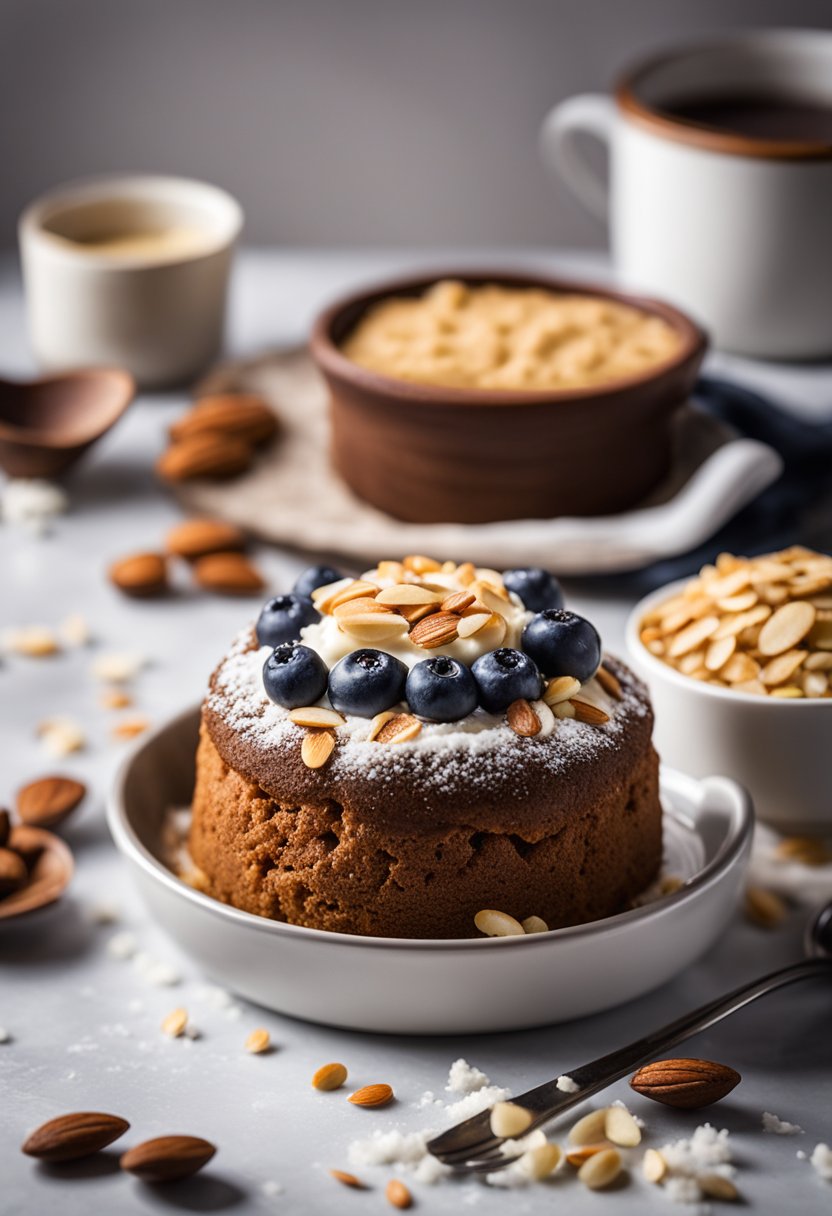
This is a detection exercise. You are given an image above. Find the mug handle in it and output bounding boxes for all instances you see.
[539,94,615,223]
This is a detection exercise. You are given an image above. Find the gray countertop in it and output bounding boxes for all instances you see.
[1,249,831,1215]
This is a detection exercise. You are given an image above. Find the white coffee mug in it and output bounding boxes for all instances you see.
[541,30,832,358]
[20,175,243,388]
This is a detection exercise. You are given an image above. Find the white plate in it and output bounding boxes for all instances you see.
[107,707,752,1034]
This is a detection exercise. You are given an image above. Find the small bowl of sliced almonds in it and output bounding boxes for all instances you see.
[627,545,832,834]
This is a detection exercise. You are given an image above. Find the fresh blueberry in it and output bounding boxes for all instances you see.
[255,595,319,648]
[293,565,343,600]
[521,609,602,682]
[503,567,564,613]
[263,643,328,708]
[471,647,542,714]
[406,656,478,722]
[328,648,408,718]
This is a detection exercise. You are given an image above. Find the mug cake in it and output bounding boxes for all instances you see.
[189,556,662,939]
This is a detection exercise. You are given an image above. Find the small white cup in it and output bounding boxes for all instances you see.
[19,175,243,388]
[541,30,832,358]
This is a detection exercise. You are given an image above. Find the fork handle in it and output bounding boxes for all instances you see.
[517,958,830,1122]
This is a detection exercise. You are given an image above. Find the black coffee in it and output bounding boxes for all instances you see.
[661,94,832,142]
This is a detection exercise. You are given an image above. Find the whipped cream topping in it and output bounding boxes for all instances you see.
[301,566,531,670]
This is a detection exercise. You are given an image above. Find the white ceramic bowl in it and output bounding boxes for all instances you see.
[107,706,751,1034]
[627,580,832,835]
[19,175,242,388]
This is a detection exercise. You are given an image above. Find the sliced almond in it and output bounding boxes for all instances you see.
[521,915,549,934]
[604,1105,641,1147]
[301,730,336,769]
[805,651,832,670]
[770,685,804,698]
[705,635,736,672]
[440,591,476,614]
[4,626,60,657]
[403,554,441,575]
[758,601,816,656]
[543,675,582,706]
[667,616,720,657]
[397,602,441,625]
[760,649,808,687]
[569,699,610,726]
[244,1028,270,1054]
[111,717,150,741]
[312,578,366,614]
[489,1101,533,1138]
[375,713,421,744]
[367,710,397,741]
[578,1147,622,1190]
[522,1142,561,1179]
[289,707,345,729]
[161,1008,188,1038]
[506,699,540,737]
[333,597,392,619]
[472,612,507,650]
[375,560,405,582]
[456,561,476,585]
[568,1109,609,1146]
[642,1148,667,1183]
[409,611,460,649]
[721,652,761,684]
[457,611,494,639]
[474,909,525,938]
[567,1145,608,1167]
[375,583,445,607]
[339,615,410,644]
[698,1173,740,1201]
[470,580,509,614]
[386,1178,413,1209]
[716,590,759,613]
[712,605,771,639]
[595,666,623,699]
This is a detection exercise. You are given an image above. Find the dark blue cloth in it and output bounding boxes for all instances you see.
[575,376,832,595]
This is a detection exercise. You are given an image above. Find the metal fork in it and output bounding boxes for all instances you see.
[427,955,830,1174]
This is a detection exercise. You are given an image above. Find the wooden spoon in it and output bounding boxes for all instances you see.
[0,828,74,920]
[0,367,135,478]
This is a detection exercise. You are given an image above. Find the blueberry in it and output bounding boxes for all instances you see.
[521,609,601,682]
[328,649,407,718]
[293,565,343,600]
[255,595,319,648]
[263,643,328,708]
[406,656,478,722]
[471,647,542,714]
[503,567,564,613]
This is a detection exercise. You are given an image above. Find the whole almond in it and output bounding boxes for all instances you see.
[506,698,540,737]
[348,1083,394,1108]
[330,1169,365,1189]
[157,432,252,482]
[8,825,45,870]
[166,518,246,560]
[386,1178,413,1209]
[170,394,278,446]
[409,611,460,649]
[569,698,611,726]
[192,553,266,595]
[312,1062,348,1091]
[109,553,168,598]
[16,775,86,829]
[22,1112,130,1161]
[0,848,28,896]
[630,1058,741,1109]
[120,1135,216,1182]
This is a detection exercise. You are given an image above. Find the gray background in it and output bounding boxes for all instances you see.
[1,0,831,250]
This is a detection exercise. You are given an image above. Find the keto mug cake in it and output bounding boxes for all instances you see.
[189,556,662,939]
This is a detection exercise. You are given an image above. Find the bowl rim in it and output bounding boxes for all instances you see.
[107,703,752,954]
[626,578,832,708]
[0,367,136,448]
[19,173,244,270]
[309,267,708,407]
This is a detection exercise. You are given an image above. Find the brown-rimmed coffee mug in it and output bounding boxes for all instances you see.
[541,30,832,358]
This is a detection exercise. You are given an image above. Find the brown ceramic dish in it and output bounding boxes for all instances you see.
[0,367,135,479]
[310,270,707,525]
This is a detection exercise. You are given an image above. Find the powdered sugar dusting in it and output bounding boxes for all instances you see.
[207,627,647,788]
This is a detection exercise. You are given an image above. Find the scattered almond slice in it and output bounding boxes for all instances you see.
[605,1104,641,1147]
[38,718,86,757]
[375,583,445,606]
[244,1028,270,1054]
[4,626,60,657]
[101,689,133,710]
[161,1008,188,1037]
[667,617,720,657]
[301,730,336,769]
[521,915,549,934]
[642,1148,667,1183]
[456,612,493,639]
[111,716,150,740]
[340,615,410,644]
[289,707,345,729]
[375,714,421,744]
[474,909,524,938]
[757,600,816,656]
[568,1109,609,1145]
[490,1101,533,1138]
